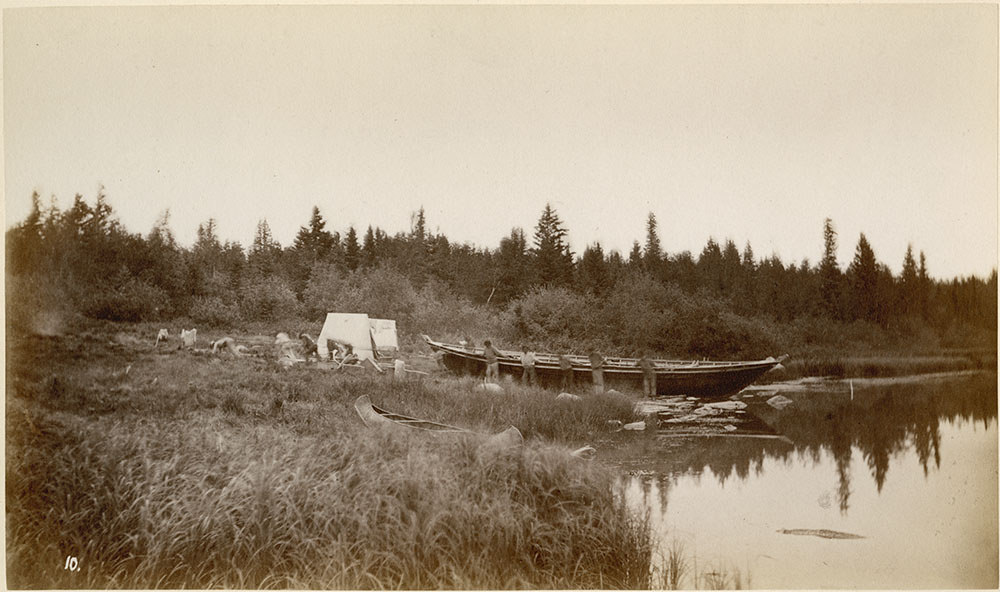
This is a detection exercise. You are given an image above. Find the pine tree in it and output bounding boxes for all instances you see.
[411,207,427,246]
[643,212,661,275]
[720,239,742,295]
[847,233,879,322]
[362,225,378,268]
[628,241,643,269]
[698,237,723,294]
[494,227,532,304]
[344,226,360,271]
[143,210,186,308]
[293,206,336,262]
[918,251,930,320]
[736,241,757,313]
[819,218,843,319]
[407,207,430,286]
[900,244,919,316]
[578,242,610,295]
[7,191,44,274]
[288,207,336,295]
[531,203,574,286]
[248,219,280,276]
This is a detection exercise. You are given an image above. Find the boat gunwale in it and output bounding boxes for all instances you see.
[358,395,471,433]
[422,336,785,374]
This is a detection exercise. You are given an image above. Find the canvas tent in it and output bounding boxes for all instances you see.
[317,313,398,363]
[369,318,399,356]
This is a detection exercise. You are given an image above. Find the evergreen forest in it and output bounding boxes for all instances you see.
[6,189,996,359]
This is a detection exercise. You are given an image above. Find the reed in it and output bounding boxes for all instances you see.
[652,538,690,590]
[762,353,990,382]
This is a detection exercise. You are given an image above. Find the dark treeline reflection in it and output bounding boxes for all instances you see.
[622,373,996,515]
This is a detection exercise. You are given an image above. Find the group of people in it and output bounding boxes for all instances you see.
[474,338,658,396]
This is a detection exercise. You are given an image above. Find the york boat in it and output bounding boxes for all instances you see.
[423,336,787,397]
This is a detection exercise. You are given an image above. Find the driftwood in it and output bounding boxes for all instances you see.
[777,528,865,540]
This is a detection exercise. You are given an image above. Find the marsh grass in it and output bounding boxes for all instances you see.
[762,353,991,382]
[649,538,750,590]
[6,327,651,589]
[652,539,690,590]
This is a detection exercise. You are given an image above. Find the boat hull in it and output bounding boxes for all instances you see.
[425,337,785,397]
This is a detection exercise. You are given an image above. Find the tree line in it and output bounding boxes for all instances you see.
[6,189,996,355]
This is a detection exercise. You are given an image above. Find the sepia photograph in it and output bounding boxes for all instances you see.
[4,3,998,589]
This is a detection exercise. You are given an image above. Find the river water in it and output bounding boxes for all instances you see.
[611,373,998,589]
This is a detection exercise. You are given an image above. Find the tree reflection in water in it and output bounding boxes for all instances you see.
[618,373,996,515]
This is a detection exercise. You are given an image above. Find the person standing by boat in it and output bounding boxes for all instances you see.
[589,350,605,393]
[520,346,537,386]
[559,353,574,391]
[483,340,500,384]
[638,353,656,397]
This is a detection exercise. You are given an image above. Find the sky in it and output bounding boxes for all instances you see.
[4,4,997,279]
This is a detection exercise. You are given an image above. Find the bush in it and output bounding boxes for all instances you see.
[82,278,168,322]
[410,280,498,340]
[500,276,782,359]
[239,276,300,322]
[502,287,599,352]
[189,296,242,327]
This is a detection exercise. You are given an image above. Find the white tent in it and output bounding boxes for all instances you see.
[369,318,399,355]
[317,313,398,363]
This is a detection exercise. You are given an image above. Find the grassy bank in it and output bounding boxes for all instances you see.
[6,325,651,588]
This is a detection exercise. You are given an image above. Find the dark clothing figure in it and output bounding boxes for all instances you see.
[638,355,656,397]
[559,354,574,392]
[589,351,605,394]
[300,333,318,357]
[483,341,500,384]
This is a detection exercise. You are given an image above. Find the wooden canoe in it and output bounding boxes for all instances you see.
[422,336,788,397]
[354,395,524,450]
[355,394,470,432]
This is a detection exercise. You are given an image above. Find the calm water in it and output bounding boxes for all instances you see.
[612,373,998,589]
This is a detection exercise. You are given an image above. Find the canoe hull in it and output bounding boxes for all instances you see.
[426,337,784,397]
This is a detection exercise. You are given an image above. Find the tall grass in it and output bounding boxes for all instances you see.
[761,354,990,382]
[6,329,652,589]
[650,538,749,590]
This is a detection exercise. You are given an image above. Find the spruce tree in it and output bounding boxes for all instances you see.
[643,212,661,275]
[531,203,574,286]
[344,226,361,271]
[847,233,879,322]
[819,218,843,319]
[494,227,532,304]
[900,244,919,316]
[293,206,335,262]
[628,241,643,269]
[578,242,610,295]
[362,226,378,268]
[918,251,931,320]
[249,219,280,277]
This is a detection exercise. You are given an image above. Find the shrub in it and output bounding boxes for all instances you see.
[189,296,242,327]
[82,278,168,322]
[239,276,300,322]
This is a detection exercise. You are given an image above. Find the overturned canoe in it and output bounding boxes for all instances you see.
[423,336,788,397]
